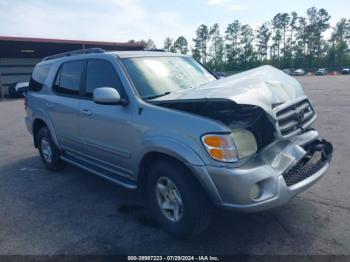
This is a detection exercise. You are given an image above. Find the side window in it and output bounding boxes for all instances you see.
[53,61,84,96]
[28,63,53,92]
[85,60,123,98]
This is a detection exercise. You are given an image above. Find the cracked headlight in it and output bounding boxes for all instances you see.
[202,129,257,162]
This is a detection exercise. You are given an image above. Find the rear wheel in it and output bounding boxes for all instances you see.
[147,159,212,238]
[37,127,65,171]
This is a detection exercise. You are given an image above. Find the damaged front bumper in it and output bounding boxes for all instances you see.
[194,130,333,212]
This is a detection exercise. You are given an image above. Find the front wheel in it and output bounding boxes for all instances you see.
[37,127,65,171]
[147,160,212,238]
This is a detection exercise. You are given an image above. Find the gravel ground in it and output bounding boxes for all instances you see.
[0,75,349,255]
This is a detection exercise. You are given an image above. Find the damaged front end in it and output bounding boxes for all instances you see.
[149,65,320,155]
[282,139,333,188]
[149,93,333,212]
[151,98,276,152]
[200,132,333,211]
[147,65,333,211]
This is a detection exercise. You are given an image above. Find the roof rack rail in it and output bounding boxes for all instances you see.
[43,48,105,61]
[147,49,165,52]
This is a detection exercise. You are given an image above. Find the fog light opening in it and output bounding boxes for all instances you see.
[249,184,262,200]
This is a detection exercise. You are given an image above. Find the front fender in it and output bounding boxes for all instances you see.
[135,136,205,168]
[134,136,223,204]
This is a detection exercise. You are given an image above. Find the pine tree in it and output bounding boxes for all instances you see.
[208,23,224,70]
[173,36,189,54]
[192,25,210,63]
[239,24,254,68]
[256,23,271,62]
[164,37,174,52]
[225,20,241,69]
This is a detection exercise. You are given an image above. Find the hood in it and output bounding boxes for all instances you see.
[152,65,305,117]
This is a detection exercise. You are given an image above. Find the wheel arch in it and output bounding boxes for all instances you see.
[137,152,196,199]
[137,150,220,205]
[32,117,60,148]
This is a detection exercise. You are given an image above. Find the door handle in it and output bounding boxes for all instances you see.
[46,102,53,109]
[80,109,92,116]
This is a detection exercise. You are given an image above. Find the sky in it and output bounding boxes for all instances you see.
[0,0,349,47]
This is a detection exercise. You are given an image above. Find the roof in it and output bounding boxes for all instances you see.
[0,36,143,47]
[109,51,187,58]
[0,36,144,58]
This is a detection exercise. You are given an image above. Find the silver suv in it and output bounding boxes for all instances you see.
[25,48,333,238]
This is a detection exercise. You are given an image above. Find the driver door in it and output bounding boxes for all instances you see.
[77,59,137,174]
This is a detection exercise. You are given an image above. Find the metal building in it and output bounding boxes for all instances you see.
[0,36,144,98]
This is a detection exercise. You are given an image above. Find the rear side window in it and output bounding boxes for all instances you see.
[28,63,53,92]
[85,60,124,98]
[54,61,84,96]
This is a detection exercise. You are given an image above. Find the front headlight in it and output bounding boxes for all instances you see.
[202,129,257,162]
[202,134,238,162]
[231,129,257,159]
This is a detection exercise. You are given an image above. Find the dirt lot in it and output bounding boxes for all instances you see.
[0,75,349,255]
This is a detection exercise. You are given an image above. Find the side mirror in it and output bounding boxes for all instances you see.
[93,87,127,105]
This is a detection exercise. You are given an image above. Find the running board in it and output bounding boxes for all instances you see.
[61,153,137,189]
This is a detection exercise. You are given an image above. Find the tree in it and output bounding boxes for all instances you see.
[295,16,308,68]
[208,23,224,70]
[140,39,157,50]
[173,36,189,54]
[256,22,271,62]
[332,18,350,44]
[164,37,174,52]
[280,13,291,64]
[184,7,347,71]
[192,46,201,61]
[239,24,255,68]
[289,12,298,50]
[306,7,331,67]
[271,13,283,66]
[328,18,350,67]
[192,25,210,63]
[225,20,241,69]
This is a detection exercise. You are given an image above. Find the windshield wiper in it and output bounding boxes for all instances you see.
[143,92,171,100]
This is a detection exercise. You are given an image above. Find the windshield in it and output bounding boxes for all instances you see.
[122,56,216,99]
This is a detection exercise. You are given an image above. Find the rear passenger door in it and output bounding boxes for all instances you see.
[47,60,84,151]
[78,59,136,174]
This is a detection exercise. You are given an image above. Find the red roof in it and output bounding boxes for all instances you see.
[0,36,143,47]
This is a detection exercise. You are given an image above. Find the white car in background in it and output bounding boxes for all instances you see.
[8,81,29,98]
[293,69,305,76]
[341,68,350,75]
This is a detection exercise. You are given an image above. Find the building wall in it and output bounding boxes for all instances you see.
[0,58,40,97]
[0,37,144,98]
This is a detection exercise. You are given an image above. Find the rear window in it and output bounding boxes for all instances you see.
[28,63,53,92]
[53,61,84,96]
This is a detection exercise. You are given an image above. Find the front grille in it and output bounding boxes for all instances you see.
[275,99,316,137]
[282,140,333,187]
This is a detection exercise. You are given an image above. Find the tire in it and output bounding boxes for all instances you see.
[37,127,65,171]
[147,159,212,238]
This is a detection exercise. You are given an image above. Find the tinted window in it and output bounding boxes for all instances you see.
[85,60,123,98]
[28,63,53,92]
[54,61,84,96]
